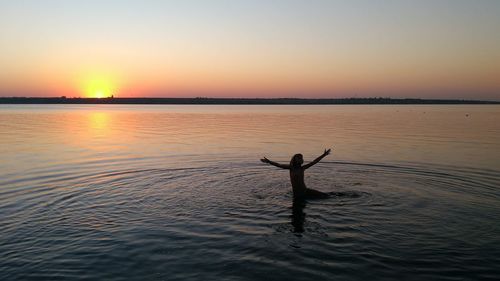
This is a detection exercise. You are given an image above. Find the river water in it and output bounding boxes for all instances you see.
[1,104,499,280]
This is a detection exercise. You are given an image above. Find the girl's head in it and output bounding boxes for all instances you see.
[290,153,304,168]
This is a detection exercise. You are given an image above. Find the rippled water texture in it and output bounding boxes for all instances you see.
[1,105,499,280]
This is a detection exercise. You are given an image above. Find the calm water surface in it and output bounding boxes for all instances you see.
[1,105,499,280]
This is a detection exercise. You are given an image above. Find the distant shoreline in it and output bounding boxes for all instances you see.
[0,97,498,105]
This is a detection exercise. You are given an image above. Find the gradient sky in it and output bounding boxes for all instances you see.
[1,0,499,99]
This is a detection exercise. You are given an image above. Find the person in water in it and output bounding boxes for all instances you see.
[261,149,332,200]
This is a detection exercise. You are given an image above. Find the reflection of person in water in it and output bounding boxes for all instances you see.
[261,149,332,201]
[291,199,306,233]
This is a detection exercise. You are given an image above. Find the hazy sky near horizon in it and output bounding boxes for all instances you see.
[0,0,499,99]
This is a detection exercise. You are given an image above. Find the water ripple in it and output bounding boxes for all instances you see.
[1,159,499,280]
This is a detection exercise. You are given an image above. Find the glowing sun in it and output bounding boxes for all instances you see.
[85,78,115,98]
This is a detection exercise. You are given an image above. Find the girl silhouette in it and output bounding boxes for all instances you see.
[261,149,331,200]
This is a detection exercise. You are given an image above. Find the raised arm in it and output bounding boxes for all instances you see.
[302,149,331,169]
[260,157,290,169]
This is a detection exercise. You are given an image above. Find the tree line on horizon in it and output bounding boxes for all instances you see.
[0,96,498,104]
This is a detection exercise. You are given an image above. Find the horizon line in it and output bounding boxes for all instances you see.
[1,96,499,105]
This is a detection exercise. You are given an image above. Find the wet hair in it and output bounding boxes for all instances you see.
[290,154,303,168]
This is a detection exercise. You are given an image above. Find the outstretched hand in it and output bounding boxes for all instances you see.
[323,148,331,156]
[260,157,270,164]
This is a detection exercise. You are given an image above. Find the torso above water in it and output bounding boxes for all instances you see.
[290,167,306,196]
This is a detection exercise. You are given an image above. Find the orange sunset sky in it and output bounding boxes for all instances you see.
[0,0,499,100]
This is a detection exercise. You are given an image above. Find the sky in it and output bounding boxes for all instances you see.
[0,0,499,100]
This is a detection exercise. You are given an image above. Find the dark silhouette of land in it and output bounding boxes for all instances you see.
[0,97,498,104]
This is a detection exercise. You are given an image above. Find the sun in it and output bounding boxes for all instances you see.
[94,90,106,99]
[84,78,115,98]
